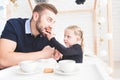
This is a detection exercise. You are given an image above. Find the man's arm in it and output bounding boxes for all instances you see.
[0,38,54,69]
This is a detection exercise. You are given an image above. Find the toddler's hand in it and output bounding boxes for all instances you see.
[53,49,63,60]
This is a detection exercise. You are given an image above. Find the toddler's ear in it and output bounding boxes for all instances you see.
[77,36,81,41]
[77,37,81,44]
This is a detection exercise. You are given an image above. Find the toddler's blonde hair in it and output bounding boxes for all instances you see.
[65,25,84,49]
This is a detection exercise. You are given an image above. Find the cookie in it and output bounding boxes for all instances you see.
[43,68,54,73]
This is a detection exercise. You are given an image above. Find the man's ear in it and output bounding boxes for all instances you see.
[32,12,39,21]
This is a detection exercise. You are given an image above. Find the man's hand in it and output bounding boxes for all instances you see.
[42,46,55,58]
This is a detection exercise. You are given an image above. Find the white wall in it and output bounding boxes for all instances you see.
[112,0,120,61]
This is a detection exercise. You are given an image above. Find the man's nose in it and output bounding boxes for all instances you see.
[49,23,54,28]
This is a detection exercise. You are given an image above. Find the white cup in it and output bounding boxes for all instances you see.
[58,60,76,73]
[19,60,39,73]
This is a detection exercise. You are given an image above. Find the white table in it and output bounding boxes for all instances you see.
[0,57,113,80]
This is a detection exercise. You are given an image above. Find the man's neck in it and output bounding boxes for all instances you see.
[30,19,40,37]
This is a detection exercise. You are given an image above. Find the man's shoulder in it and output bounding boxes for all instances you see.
[8,18,28,23]
[5,18,29,31]
[7,18,29,28]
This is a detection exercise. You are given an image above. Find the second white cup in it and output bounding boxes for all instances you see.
[58,60,76,73]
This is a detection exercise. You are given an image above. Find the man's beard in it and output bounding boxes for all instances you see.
[36,24,43,35]
[35,17,46,37]
[36,23,46,37]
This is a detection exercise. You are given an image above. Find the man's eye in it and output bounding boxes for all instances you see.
[47,18,52,22]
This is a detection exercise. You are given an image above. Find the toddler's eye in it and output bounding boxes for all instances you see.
[67,35,71,38]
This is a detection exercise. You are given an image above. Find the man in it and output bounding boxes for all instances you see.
[0,2,58,69]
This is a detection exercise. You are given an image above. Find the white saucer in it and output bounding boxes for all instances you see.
[54,68,80,76]
[16,68,41,75]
